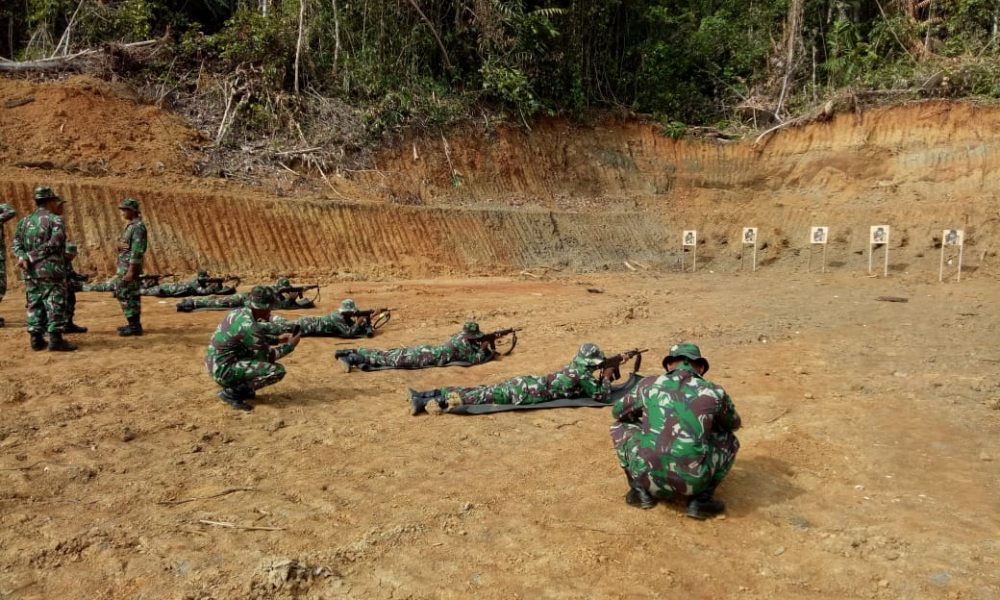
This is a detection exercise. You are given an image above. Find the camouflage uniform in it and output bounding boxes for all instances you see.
[64,243,88,332]
[146,271,237,297]
[0,203,16,308]
[442,344,609,406]
[11,195,69,334]
[83,279,116,293]
[282,299,374,338]
[342,322,492,371]
[114,198,148,321]
[205,287,297,403]
[611,344,741,502]
[178,278,313,312]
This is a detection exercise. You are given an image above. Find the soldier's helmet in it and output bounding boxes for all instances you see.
[247,286,276,310]
[663,342,710,373]
[575,343,606,367]
[118,197,140,212]
[339,298,358,313]
[463,321,481,335]
[275,277,292,289]
[65,243,78,256]
[196,270,209,279]
[34,187,61,204]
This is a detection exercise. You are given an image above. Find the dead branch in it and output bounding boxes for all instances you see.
[0,39,159,72]
[157,487,257,506]
[197,519,285,531]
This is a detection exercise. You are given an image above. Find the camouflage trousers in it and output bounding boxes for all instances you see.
[115,278,141,319]
[192,295,245,310]
[613,427,739,500]
[67,286,78,322]
[25,279,68,334]
[444,376,550,406]
[82,279,116,293]
[0,255,6,300]
[355,346,450,369]
[212,360,286,391]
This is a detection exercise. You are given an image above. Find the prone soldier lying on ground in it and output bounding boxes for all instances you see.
[273,299,391,338]
[205,286,302,412]
[408,343,637,415]
[141,270,239,297]
[176,278,315,312]
[610,343,741,519]
[334,321,500,372]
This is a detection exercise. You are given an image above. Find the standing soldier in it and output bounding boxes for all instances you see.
[610,343,741,518]
[0,201,16,328]
[64,243,89,334]
[11,187,75,351]
[114,198,147,336]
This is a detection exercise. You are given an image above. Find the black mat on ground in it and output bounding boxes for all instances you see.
[445,373,644,415]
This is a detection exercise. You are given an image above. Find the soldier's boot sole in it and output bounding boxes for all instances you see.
[338,356,353,373]
[408,390,428,416]
[686,496,725,520]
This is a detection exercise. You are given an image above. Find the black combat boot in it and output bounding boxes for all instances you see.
[337,351,356,373]
[176,300,194,313]
[623,471,657,510]
[686,491,726,520]
[65,322,88,334]
[118,316,143,337]
[48,332,78,352]
[30,332,47,351]
[218,387,253,411]
[0,317,5,328]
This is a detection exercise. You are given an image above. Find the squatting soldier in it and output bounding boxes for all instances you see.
[176,277,314,312]
[335,321,493,372]
[409,343,616,415]
[64,243,88,334]
[610,343,741,519]
[276,299,375,338]
[205,286,302,411]
[0,201,16,328]
[11,187,75,351]
[114,198,148,336]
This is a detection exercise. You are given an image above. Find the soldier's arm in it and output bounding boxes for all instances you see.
[0,204,15,223]
[612,376,652,422]
[578,372,611,400]
[716,389,742,432]
[129,224,148,264]
[11,221,28,261]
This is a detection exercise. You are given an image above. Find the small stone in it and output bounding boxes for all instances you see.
[190,444,203,453]
[460,502,473,514]
[878,579,890,588]
[930,572,951,587]
[121,428,137,442]
[773,546,785,556]
[893,371,908,378]
[804,393,814,399]
[979,451,992,462]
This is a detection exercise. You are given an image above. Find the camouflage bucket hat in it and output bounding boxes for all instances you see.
[576,343,606,367]
[664,342,710,373]
[247,286,276,310]
[34,187,62,204]
[118,197,140,211]
[65,243,78,255]
[275,277,291,289]
[197,270,209,279]
[463,321,481,335]
[339,298,358,313]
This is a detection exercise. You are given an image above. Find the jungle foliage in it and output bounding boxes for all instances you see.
[4,0,999,133]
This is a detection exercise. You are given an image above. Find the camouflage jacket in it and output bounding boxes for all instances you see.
[205,307,295,378]
[12,207,68,280]
[611,365,741,485]
[116,217,147,276]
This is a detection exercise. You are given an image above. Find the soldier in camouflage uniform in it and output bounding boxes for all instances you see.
[610,343,741,519]
[11,187,75,351]
[64,243,88,334]
[205,286,302,411]
[176,277,314,312]
[278,299,375,338]
[82,278,116,293]
[114,198,148,336]
[409,343,617,415]
[335,321,493,372]
[143,270,237,297]
[0,202,16,328]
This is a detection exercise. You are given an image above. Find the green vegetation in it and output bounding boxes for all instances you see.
[4,1,999,136]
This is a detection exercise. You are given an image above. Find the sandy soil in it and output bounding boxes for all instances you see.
[1,271,997,599]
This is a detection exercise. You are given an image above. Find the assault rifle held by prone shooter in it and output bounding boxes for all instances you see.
[200,275,241,288]
[342,307,394,330]
[276,283,321,304]
[598,348,648,381]
[473,327,522,356]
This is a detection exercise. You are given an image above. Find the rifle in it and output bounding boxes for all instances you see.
[277,284,321,303]
[342,307,394,330]
[139,273,175,286]
[201,275,241,288]
[473,327,522,356]
[598,348,648,380]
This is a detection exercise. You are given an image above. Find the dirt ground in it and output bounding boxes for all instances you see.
[1,271,997,599]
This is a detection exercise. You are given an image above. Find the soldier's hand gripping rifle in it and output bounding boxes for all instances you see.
[342,308,395,330]
[474,327,523,356]
[598,348,648,381]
